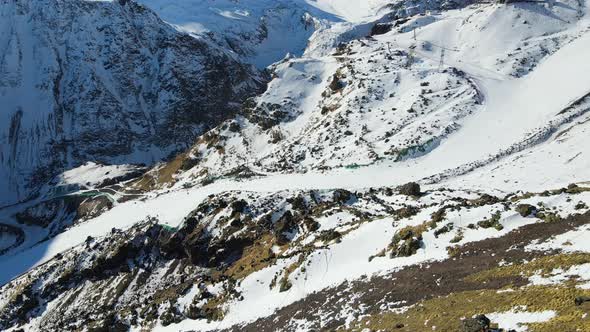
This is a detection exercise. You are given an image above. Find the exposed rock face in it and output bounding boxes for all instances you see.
[370,22,393,36]
[0,0,266,205]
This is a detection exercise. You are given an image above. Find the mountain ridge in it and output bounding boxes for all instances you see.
[0,0,267,206]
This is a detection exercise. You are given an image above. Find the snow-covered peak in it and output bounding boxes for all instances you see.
[137,0,398,68]
[138,0,323,68]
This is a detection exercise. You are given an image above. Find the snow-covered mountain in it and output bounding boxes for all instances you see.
[0,0,266,206]
[131,0,589,192]
[136,0,322,68]
[1,0,590,331]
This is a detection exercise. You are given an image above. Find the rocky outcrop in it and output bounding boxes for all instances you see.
[398,182,421,197]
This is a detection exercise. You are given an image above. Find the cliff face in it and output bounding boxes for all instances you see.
[0,0,266,205]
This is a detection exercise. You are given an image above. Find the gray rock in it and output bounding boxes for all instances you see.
[398,182,421,196]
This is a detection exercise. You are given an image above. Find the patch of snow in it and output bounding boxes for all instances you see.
[527,223,590,253]
[529,263,590,287]
[57,162,138,187]
[487,308,556,332]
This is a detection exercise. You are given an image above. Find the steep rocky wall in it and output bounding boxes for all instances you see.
[0,0,266,205]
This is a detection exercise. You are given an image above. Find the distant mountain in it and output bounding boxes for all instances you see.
[137,0,323,68]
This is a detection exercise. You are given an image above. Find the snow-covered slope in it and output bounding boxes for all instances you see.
[136,0,589,194]
[305,0,393,21]
[0,0,265,206]
[1,0,590,331]
[136,0,397,69]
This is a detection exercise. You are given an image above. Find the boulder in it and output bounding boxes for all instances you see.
[390,227,423,257]
[398,182,421,197]
[333,189,353,204]
[329,74,346,91]
[575,296,590,306]
[515,204,536,217]
[391,237,422,257]
[303,217,320,232]
[460,314,490,332]
[370,23,393,36]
